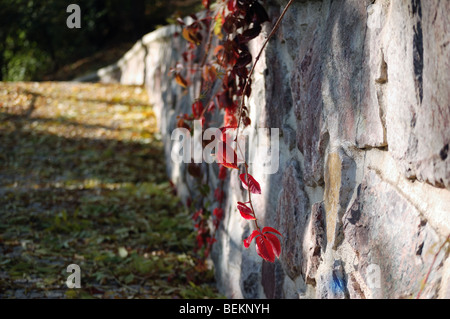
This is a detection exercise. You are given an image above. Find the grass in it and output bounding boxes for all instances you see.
[0,81,221,299]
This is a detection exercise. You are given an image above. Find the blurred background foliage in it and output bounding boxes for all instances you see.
[0,0,202,81]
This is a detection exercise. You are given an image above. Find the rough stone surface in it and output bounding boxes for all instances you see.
[95,0,450,299]
[356,0,389,148]
[263,44,293,129]
[343,170,443,298]
[320,0,372,145]
[291,32,326,187]
[316,259,349,299]
[302,201,326,285]
[275,160,310,280]
[324,149,357,248]
[382,0,450,188]
[261,260,285,299]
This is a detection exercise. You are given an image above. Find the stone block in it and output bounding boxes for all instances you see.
[302,201,326,285]
[383,0,450,188]
[343,170,443,298]
[324,149,357,248]
[291,33,327,187]
[275,160,310,279]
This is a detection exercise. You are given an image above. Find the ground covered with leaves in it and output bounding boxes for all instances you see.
[0,82,220,299]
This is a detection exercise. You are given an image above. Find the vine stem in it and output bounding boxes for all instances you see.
[415,234,450,299]
[244,162,260,230]
[234,0,295,142]
[200,10,214,68]
[236,136,260,230]
[233,0,294,231]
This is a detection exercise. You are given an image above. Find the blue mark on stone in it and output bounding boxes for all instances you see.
[331,271,346,295]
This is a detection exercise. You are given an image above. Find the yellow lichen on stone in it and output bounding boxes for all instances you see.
[324,152,341,245]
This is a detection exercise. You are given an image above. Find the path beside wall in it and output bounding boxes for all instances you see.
[94,0,450,299]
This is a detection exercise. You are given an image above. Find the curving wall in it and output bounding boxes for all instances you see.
[94,0,450,299]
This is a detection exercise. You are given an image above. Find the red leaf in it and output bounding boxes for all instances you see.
[175,73,188,88]
[187,163,202,178]
[243,230,260,248]
[202,64,217,83]
[227,0,237,12]
[176,118,190,130]
[262,226,282,237]
[218,165,227,180]
[200,115,205,127]
[217,141,238,169]
[182,26,202,45]
[239,211,255,220]
[213,207,224,221]
[239,173,261,194]
[264,233,281,258]
[252,1,269,24]
[237,202,255,220]
[255,235,276,263]
[196,234,204,248]
[216,90,233,109]
[192,208,203,221]
[192,101,204,118]
[237,201,250,208]
[219,125,237,144]
[216,40,239,67]
[235,51,252,67]
[202,0,211,9]
[213,44,225,56]
[224,108,237,127]
[243,116,251,126]
[214,187,224,201]
[238,25,262,43]
[219,125,237,135]
[237,202,251,210]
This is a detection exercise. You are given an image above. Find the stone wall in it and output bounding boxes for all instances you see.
[95,0,450,298]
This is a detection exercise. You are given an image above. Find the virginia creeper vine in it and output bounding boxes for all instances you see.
[171,0,294,263]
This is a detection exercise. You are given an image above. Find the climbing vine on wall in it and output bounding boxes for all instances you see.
[171,0,294,263]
